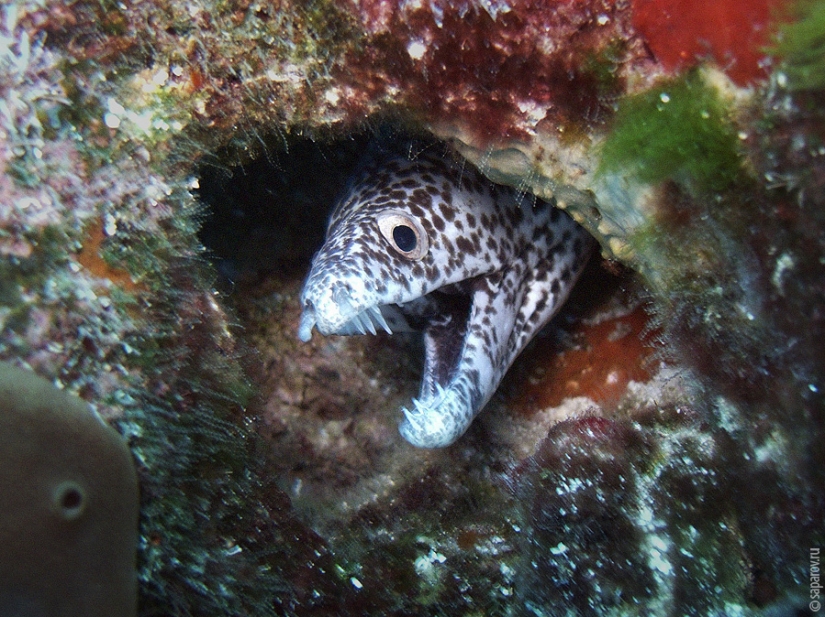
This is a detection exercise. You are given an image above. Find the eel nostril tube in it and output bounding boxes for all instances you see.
[298,305,317,342]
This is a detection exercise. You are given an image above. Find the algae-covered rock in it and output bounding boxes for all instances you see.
[1,0,822,613]
[0,362,138,617]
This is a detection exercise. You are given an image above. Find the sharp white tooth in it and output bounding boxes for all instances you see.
[368,308,378,332]
[364,311,377,335]
[371,306,393,335]
[404,399,422,416]
[355,311,375,335]
[347,316,365,335]
[403,405,423,428]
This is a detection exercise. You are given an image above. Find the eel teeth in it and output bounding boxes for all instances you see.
[401,398,428,422]
[368,306,393,335]
[357,309,377,335]
[402,383,448,420]
[347,306,393,336]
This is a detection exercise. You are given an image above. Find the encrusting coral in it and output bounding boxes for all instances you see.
[1,0,823,614]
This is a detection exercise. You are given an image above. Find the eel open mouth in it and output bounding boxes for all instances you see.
[414,293,472,399]
[299,287,477,448]
[299,288,472,399]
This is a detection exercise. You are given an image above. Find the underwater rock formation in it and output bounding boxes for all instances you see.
[0,361,138,617]
[341,0,649,142]
[1,0,823,614]
[513,399,820,614]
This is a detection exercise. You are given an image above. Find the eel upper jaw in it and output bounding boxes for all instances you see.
[297,307,317,342]
[298,294,393,342]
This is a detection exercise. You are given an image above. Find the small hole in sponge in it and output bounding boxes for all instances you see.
[52,480,87,521]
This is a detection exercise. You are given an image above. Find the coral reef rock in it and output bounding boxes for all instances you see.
[1,0,823,614]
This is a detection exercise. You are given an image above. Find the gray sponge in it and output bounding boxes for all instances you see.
[0,362,138,617]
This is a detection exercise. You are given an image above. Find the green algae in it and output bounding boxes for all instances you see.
[770,0,825,91]
[598,71,743,194]
[103,236,298,615]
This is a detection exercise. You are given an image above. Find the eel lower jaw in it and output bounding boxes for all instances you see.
[400,383,468,448]
[399,293,479,448]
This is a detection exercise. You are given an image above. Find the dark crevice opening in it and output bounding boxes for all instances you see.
[190,127,641,534]
[195,134,375,289]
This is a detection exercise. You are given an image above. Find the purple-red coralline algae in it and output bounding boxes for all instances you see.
[341,0,649,142]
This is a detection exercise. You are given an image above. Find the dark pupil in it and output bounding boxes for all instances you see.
[393,225,417,252]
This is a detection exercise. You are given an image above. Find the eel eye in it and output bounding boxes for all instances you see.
[393,225,417,252]
[376,210,429,260]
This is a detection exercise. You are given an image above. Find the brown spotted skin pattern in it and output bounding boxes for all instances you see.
[298,153,594,448]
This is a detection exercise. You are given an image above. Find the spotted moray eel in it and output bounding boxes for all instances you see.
[298,151,594,448]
